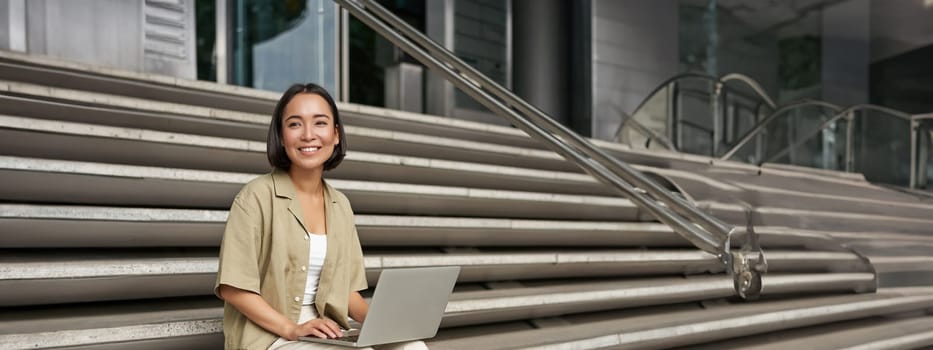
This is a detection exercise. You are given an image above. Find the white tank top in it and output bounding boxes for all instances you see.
[302,233,327,305]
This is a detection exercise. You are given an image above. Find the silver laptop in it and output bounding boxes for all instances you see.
[299,266,460,347]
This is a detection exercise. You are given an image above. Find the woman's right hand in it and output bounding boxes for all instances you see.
[287,318,344,340]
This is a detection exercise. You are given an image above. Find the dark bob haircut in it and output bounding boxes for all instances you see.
[267,83,347,171]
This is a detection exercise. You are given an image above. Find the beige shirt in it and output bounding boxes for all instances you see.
[214,169,368,350]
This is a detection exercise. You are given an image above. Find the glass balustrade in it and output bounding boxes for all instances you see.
[616,73,773,157]
[725,102,839,167]
[620,72,930,191]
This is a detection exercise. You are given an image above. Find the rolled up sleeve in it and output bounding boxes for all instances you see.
[214,194,262,298]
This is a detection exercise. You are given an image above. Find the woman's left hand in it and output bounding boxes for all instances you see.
[291,317,344,339]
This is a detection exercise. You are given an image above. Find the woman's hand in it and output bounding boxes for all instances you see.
[286,318,344,340]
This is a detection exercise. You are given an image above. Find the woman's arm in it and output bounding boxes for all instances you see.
[219,284,343,340]
[348,291,369,323]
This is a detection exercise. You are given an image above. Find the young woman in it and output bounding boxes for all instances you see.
[215,83,428,350]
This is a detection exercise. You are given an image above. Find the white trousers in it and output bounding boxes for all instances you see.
[267,305,429,350]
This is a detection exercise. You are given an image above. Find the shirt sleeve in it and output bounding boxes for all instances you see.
[348,224,369,292]
[214,193,263,298]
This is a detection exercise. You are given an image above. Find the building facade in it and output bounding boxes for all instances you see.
[1,0,931,141]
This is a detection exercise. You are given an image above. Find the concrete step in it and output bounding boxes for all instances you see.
[0,156,640,220]
[0,56,542,149]
[0,113,605,195]
[681,314,933,349]
[0,249,873,307]
[0,204,674,248]
[0,297,223,350]
[696,165,931,206]
[440,273,876,328]
[678,168,933,221]
[428,287,933,349]
[0,274,883,349]
[0,114,575,173]
[703,200,933,235]
[1,204,854,249]
[0,89,266,141]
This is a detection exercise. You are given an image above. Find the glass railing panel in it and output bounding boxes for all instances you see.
[720,93,772,160]
[765,117,846,170]
[618,74,775,158]
[617,83,673,150]
[852,109,913,187]
[678,87,714,155]
[920,120,933,190]
[725,104,837,166]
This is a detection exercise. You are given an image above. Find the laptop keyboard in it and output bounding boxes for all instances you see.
[336,334,359,342]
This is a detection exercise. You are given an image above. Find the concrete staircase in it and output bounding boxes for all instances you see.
[1,50,932,349]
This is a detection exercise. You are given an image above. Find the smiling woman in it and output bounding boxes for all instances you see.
[214,83,428,350]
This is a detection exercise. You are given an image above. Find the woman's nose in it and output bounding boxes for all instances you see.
[300,126,315,140]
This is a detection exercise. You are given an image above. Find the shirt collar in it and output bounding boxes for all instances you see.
[271,167,337,204]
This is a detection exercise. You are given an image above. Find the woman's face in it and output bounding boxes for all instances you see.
[280,93,340,172]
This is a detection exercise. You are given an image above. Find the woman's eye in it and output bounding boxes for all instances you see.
[315,121,329,126]
[288,122,300,128]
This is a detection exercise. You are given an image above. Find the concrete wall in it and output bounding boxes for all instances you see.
[590,0,679,141]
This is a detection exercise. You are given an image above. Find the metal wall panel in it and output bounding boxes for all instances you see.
[0,0,27,52]
[21,0,196,79]
[143,0,197,79]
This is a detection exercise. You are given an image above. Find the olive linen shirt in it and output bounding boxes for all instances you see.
[214,169,368,350]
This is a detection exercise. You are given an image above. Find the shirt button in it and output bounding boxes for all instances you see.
[303,235,309,240]
[294,296,301,302]
[300,266,307,271]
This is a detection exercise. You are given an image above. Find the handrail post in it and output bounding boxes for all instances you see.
[910,119,919,189]
[755,103,764,164]
[788,108,797,165]
[712,81,723,157]
[845,112,855,172]
[668,81,678,149]
[919,123,929,189]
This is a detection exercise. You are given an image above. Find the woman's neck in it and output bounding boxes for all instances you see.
[287,166,324,195]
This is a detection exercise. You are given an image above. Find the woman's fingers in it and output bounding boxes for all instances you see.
[298,319,343,338]
[322,319,343,337]
[306,327,328,339]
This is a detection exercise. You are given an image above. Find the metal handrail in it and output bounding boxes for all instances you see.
[719,100,844,161]
[334,0,765,298]
[720,73,777,109]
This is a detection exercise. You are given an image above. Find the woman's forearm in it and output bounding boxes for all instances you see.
[348,291,369,323]
[219,284,299,340]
